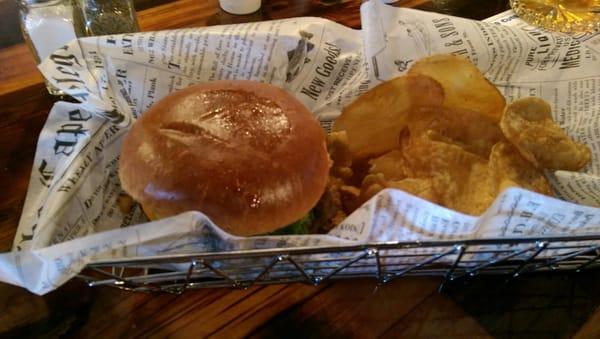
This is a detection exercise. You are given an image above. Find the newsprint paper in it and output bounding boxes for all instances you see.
[2,0,600,294]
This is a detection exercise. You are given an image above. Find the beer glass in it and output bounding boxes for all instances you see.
[510,0,600,33]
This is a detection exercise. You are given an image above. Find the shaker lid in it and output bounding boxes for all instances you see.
[219,0,261,15]
[20,0,64,6]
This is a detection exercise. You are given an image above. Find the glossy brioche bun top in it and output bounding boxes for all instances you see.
[119,80,330,236]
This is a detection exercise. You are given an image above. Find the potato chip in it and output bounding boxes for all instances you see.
[409,106,504,158]
[331,55,588,220]
[333,74,444,160]
[500,97,591,170]
[402,132,495,215]
[408,54,506,122]
[488,141,553,196]
[360,172,440,205]
[368,149,412,181]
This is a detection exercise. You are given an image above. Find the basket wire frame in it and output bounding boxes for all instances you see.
[77,235,600,294]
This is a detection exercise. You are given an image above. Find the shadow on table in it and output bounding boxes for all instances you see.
[1,270,599,338]
[445,270,600,339]
[251,271,600,339]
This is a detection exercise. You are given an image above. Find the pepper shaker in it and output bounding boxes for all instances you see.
[76,0,140,36]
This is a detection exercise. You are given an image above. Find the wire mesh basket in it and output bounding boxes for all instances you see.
[76,234,600,294]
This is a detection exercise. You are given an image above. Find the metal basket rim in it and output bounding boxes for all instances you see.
[87,233,600,266]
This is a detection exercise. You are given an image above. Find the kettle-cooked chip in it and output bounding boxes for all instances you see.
[333,73,444,160]
[500,97,591,171]
[409,106,504,158]
[332,55,589,220]
[408,54,506,122]
[402,132,495,215]
[360,173,440,206]
[488,141,553,196]
[368,149,412,181]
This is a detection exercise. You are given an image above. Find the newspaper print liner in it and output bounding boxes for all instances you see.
[2,1,600,294]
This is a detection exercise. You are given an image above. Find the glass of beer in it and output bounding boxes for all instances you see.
[510,0,600,33]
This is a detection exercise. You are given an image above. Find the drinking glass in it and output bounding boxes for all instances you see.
[510,0,600,33]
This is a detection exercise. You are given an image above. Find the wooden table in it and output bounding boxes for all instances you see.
[1,0,600,337]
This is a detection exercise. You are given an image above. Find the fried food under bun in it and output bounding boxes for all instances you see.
[119,80,330,236]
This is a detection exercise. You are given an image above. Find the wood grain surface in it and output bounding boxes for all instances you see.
[2,0,600,338]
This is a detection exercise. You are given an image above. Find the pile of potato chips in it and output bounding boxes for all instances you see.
[328,54,591,216]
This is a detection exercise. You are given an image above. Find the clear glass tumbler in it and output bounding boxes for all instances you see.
[510,0,600,33]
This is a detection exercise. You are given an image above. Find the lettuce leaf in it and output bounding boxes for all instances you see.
[268,212,314,235]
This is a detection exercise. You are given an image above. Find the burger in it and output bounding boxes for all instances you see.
[118,80,331,236]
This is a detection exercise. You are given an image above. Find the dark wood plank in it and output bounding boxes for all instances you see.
[0,44,43,96]
[379,293,490,338]
[70,279,442,338]
[575,308,600,339]
[0,83,56,252]
[249,278,442,338]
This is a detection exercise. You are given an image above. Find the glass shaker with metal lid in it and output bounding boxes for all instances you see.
[18,0,82,64]
[75,0,140,36]
[18,0,81,94]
